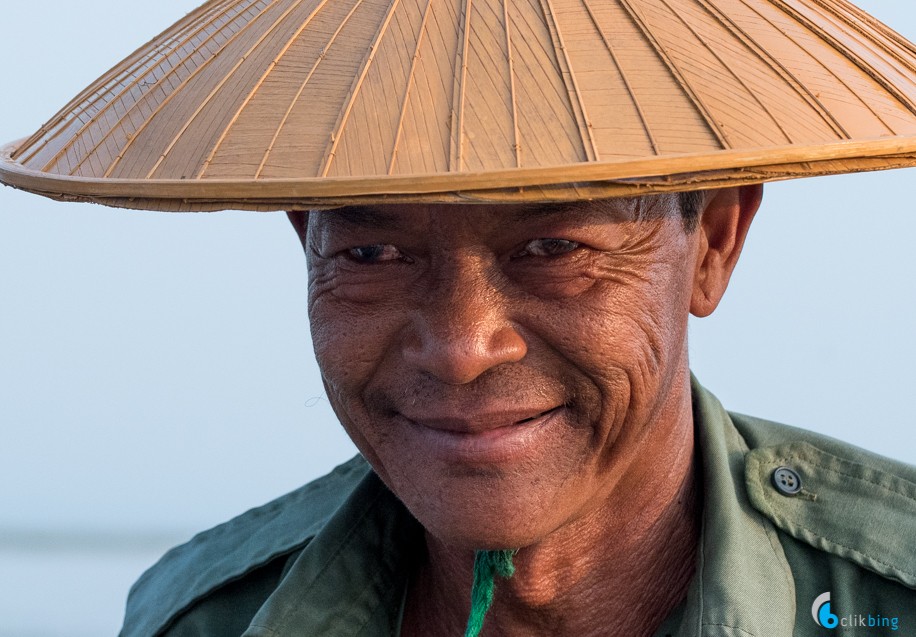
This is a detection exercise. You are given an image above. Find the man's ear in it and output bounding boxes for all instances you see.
[287,210,310,246]
[690,184,762,318]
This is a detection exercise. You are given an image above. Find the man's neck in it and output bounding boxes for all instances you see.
[401,421,701,637]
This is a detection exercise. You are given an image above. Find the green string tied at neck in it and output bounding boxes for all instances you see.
[464,549,517,637]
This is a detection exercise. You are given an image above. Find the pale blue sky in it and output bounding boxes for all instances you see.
[1,2,915,633]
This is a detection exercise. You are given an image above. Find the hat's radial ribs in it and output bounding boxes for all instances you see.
[66,0,268,177]
[843,2,916,59]
[760,0,891,131]
[97,0,286,179]
[537,0,599,161]
[616,0,730,149]
[14,0,226,163]
[660,0,793,144]
[389,0,436,174]
[72,3,271,181]
[580,0,659,154]
[505,0,584,164]
[700,0,849,139]
[256,0,367,178]
[811,0,916,76]
[146,0,319,180]
[449,0,473,171]
[804,0,916,97]
[318,0,403,177]
[424,0,463,172]
[197,0,335,179]
[19,0,239,168]
[740,0,890,132]
[770,0,916,119]
[503,0,522,167]
[63,0,267,178]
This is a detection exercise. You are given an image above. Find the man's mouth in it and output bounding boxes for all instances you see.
[515,407,558,424]
[399,404,563,432]
[397,405,567,463]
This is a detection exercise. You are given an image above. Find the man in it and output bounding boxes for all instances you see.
[292,190,751,635]
[2,0,915,635]
[110,189,915,637]
[106,186,916,637]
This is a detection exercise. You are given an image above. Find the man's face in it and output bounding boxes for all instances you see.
[302,195,705,548]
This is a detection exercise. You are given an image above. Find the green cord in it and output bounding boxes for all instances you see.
[464,550,517,637]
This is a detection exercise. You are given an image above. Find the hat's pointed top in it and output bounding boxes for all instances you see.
[2,0,916,210]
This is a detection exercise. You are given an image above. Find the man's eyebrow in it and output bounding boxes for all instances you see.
[322,200,642,228]
[510,200,633,223]
[324,206,402,230]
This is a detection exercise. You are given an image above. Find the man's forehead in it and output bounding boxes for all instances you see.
[313,196,678,229]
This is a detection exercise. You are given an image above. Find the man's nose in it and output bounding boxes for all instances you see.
[402,259,527,384]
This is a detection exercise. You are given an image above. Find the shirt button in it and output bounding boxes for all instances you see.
[772,466,802,496]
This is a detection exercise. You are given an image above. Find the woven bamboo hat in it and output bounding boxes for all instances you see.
[2,0,916,211]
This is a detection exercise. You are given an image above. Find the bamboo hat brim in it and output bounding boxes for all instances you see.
[2,0,916,211]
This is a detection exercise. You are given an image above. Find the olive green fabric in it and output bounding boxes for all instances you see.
[121,380,916,636]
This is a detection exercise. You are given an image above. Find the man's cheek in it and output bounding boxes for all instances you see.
[313,334,369,385]
[312,316,395,394]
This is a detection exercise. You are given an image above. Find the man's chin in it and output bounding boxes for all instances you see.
[395,486,568,551]
[423,520,541,552]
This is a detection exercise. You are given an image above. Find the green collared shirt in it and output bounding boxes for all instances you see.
[122,380,916,636]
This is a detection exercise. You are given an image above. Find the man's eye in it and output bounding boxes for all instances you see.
[345,244,409,264]
[517,238,581,258]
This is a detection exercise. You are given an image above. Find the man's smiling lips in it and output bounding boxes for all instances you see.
[397,405,567,463]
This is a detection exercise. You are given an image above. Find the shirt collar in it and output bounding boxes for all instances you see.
[242,472,423,636]
[674,376,796,637]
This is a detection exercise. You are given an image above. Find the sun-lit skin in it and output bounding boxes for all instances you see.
[289,185,760,636]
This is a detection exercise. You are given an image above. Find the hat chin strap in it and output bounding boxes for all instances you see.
[464,549,518,637]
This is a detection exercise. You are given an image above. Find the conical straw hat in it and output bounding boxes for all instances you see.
[2,0,916,211]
